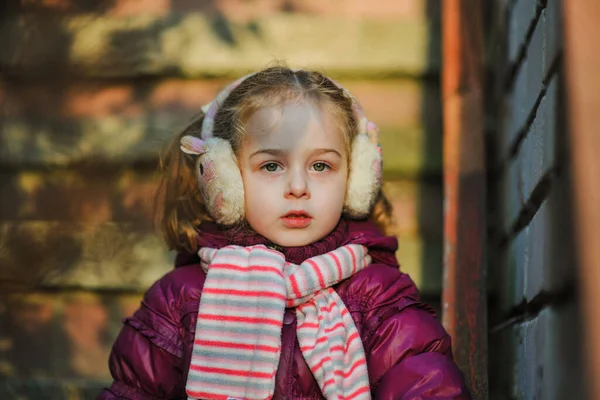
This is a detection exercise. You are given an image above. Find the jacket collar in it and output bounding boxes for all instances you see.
[175,218,398,268]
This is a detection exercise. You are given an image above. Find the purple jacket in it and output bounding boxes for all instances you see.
[98,219,471,399]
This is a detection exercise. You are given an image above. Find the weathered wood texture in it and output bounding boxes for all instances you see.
[0,290,142,397]
[3,0,430,19]
[0,177,444,293]
[563,1,600,399]
[487,0,585,398]
[441,0,487,398]
[0,79,443,177]
[0,78,445,292]
[0,12,440,79]
[0,2,446,396]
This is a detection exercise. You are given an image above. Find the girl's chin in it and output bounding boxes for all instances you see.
[262,228,330,248]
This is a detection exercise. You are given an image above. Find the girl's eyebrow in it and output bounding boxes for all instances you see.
[312,148,343,158]
[249,149,286,158]
[249,148,342,159]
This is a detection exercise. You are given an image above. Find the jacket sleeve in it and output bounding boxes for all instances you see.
[350,264,472,400]
[97,275,188,400]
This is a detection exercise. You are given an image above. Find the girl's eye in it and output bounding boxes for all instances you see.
[311,162,330,172]
[262,162,281,172]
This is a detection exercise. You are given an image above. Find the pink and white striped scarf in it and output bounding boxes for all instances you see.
[185,244,372,400]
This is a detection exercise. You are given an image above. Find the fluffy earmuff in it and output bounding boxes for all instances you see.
[181,136,245,225]
[344,134,382,218]
[180,73,383,225]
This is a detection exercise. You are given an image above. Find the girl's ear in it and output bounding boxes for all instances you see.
[195,137,245,225]
[343,134,383,218]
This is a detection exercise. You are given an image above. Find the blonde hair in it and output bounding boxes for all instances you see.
[155,67,392,253]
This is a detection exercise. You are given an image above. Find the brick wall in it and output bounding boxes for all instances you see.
[486,1,584,398]
[0,1,445,397]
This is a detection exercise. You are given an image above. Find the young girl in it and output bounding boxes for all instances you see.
[98,67,471,400]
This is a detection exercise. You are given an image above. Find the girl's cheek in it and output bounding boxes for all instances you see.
[254,170,283,182]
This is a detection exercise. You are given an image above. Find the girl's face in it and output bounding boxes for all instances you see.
[239,100,349,247]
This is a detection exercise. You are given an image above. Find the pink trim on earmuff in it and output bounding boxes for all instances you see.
[180,135,207,155]
[200,73,256,140]
[198,72,380,148]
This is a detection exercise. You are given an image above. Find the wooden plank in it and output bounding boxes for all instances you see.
[0,79,442,176]
[384,179,443,295]
[0,290,141,384]
[0,221,173,291]
[564,2,600,397]
[0,169,157,224]
[441,0,487,398]
[0,13,440,78]
[0,119,440,176]
[0,78,437,130]
[0,172,443,233]
[0,216,443,293]
[395,235,442,295]
[6,0,430,20]
[384,180,442,238]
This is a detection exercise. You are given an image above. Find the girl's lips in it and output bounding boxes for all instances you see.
[281,211,312,228]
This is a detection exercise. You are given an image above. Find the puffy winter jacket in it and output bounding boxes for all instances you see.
[98,219,471,399]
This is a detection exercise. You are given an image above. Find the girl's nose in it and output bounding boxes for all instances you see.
[286,168,310,199]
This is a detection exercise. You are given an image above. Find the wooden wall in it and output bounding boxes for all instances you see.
[0,1,446,397]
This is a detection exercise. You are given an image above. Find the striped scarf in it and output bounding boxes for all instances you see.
[186,244,372,400]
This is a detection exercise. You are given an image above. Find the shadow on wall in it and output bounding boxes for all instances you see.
[0,290,141,398]
[416,0,444,312]
[0,0,253,176]
[0,0,250,294]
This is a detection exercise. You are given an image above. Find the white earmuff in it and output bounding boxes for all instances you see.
[194,137,245,225]
[343,134,383,218]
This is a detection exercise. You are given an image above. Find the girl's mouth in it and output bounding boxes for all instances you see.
[281,210,312,228]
